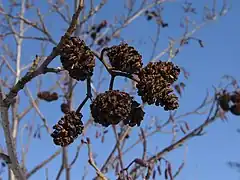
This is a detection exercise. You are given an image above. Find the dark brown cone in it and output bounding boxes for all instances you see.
[51,111,84,147]
[161,61,180,84]
[160,92,179,111]
[142,61,180,85]
[106,43,143,74]
[137,62,179,110]
[230,103,240,116]
[60,37,95,81]
[37,91,59,102]
[230,91,240,103]
[124,100,145,127]
[218,92,230,111]
[90,90,132,127]
[61,103,70,114]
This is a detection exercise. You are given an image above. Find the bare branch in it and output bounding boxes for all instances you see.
[24,87,51,133]
[112,125,124,172]
[3,0,84,107]
[130,101,219,176]
[0,87,26,180]
[84,138,107,180]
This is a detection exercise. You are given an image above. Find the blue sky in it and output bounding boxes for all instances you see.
[1,0,240,179]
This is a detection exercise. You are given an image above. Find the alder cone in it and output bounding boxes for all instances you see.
[124,100,145,127]
[51,111,84,146]
[230,103,240,116]
[60,37,95,81]
[137,62,179,110]
[106,43,143,74]
[231,91,240,103]
[90,90,132,127]
[158,90,179,111]
[218,93,230,111]
[154,61,180,84]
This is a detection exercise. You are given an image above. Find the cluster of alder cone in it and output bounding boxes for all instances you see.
[218,90,240,116]
[38,37,181,147]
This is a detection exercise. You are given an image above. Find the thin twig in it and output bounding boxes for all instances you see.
[63,147,70,180]
[25,87,51,133]
[26,149,61,179]
[93,50,140,82]
[140,128,147,161]
[56,164,64,180]
[69,143,84,168]
[85,138,107,180]
[112,125,124,173]
[109,75,115,90]
[79,0,107,27]
[129,101,219,176]
[76,77,92,113]
[101,127,131,172]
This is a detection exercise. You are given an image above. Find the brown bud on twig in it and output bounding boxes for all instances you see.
[81,139,85,144]
[101,135,105,143]
[152,169,156,179]
[174,84,182,97]
[134,158,149,167]
[167,163,173,180]
[61,103,70,114]
[184,122,190,131]
[180,125,186,134]
[198,40,204,47]
[164,168,168,179]
[161,22,169,28]
[157,165,162,175]
[86,137,90,144]
[96,20,107,33]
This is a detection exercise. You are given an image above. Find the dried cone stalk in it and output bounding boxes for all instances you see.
[106,43,143,74]
[90,90,132,127]
[60,37,95,81]
[51,111,84,146]
[137,62,180,110]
